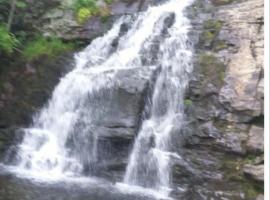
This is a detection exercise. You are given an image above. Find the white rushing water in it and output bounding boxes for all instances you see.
[12,0,193,197]
[123,0,193,196]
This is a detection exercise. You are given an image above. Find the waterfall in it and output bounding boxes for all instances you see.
[123,0,193,196]
[12,0,193,196]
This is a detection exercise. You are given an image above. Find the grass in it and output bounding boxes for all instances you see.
[22,37,74,61]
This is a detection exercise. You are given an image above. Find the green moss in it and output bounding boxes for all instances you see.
[220,155,263,199]
[184,99,193,106]
[197,53,226,87]
[203,20,222,31]
[22,37,74,61]
[214,40,228,51]
[200,20,223,48]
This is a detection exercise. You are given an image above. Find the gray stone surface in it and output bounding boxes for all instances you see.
[247,125,264,153]
[243,164,264,182]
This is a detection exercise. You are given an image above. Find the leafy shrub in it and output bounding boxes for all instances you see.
[77,7,93,23]
[23,37,74,61]
[73,0,99,23]
[0,24,19,53]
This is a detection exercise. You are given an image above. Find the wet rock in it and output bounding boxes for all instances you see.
[95,67,155,129]
[243,164,264,182]
[246,126,264,154]
[71,66,156,178]
[0,127,24,162]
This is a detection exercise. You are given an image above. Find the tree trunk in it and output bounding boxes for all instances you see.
[7,0,17,31]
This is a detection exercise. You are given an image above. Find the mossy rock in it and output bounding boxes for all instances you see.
[214,40,228,51]
[197,53,226,88]
[199,20,223,49]
[221,155,263,199]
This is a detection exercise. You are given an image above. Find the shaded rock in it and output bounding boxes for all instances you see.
[247,125,264,154]
[0,127,24,162]
[243,164,264,182]
[96,127,135,140]
[0,53,75,128]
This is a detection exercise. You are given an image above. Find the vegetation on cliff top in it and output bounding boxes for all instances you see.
[73,0,111,23]
[22,37,74,61]
[0,0,77,61]
[0,24,19,53]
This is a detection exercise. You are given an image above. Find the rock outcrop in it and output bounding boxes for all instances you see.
[27,0,155,41]
[174,0,264,199]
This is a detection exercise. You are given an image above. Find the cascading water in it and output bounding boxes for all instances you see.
[9,0,193,197]
[122,0,193,196]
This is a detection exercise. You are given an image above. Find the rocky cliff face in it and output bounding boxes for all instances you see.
[178,0,264,199]
[0,0,264,199]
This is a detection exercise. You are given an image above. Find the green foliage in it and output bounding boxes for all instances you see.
[22,37,74,61]
[77,7,93,23]
[73,0,111,24]
[0,24,18,53]
[74,0,97,11]
[73,0,99,23]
